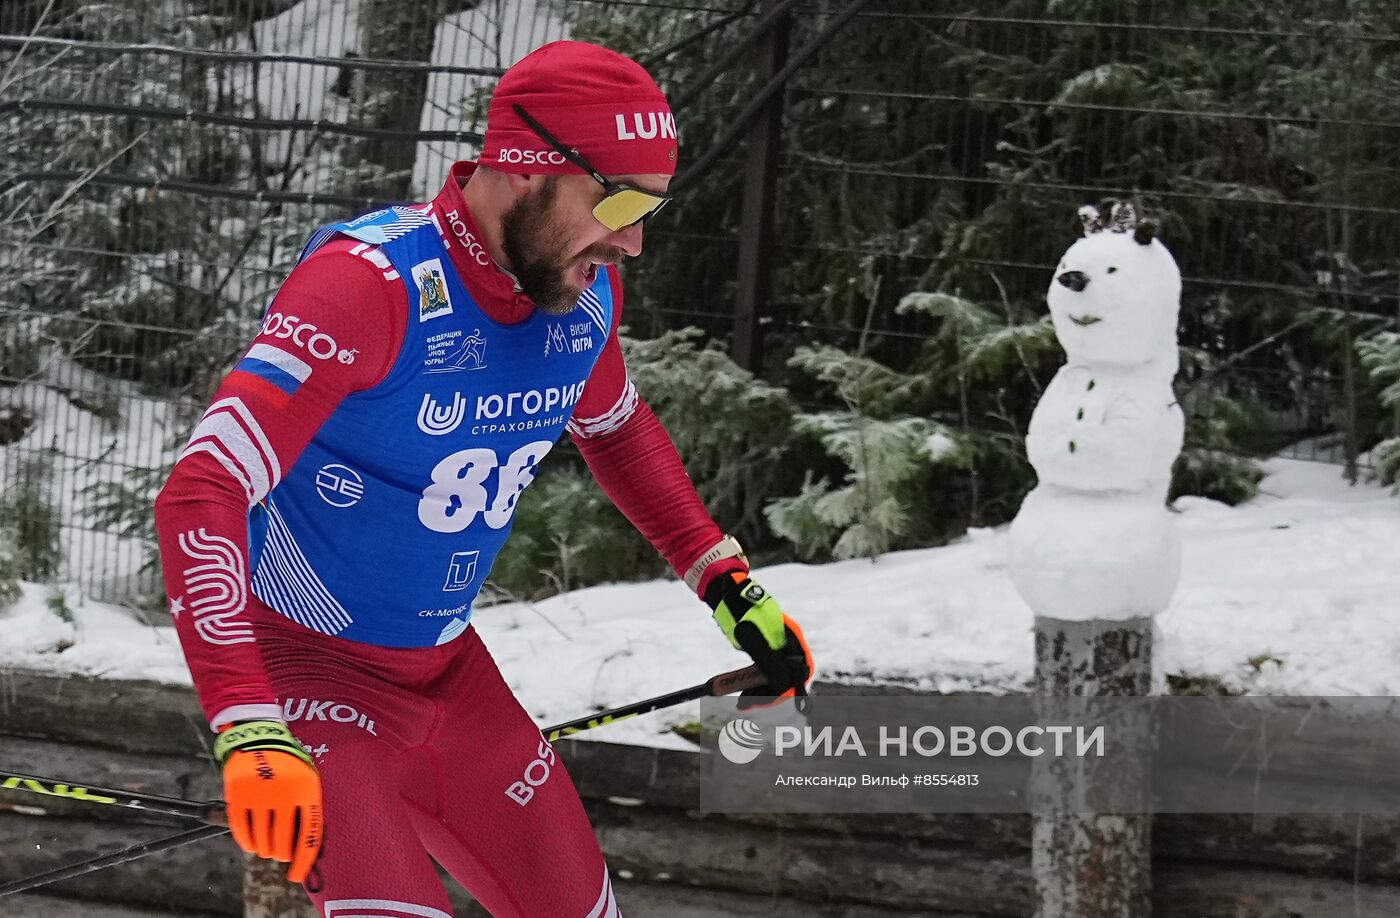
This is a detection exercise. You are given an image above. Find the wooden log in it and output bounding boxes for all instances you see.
[12,803,1400,918]
[17,863,1400,918]
[1156,812,1400,881]
[7,879,938,918]
[1154,861,1400,918]
[707,809,1400,886]
[14,728,1392,889]
[0,669,209,757]
[551,733,702,807]
[10,666,1400,917]
[585,878,948,917]
[243,856,314,918]
[9,668,1397,810]
[589,801,1035,915]
[0,813,240,910]
[5,891,222,917]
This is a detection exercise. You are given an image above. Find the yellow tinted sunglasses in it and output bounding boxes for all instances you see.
[513,105,673,232]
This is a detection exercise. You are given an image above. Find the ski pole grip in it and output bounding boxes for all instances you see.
[202,804,229,828]
[708,664,767,696]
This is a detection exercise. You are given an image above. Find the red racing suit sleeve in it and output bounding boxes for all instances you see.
[570,267,747,598]
[154,242,406,730]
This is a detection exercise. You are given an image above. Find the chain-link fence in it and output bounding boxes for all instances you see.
[3,0,1399,602]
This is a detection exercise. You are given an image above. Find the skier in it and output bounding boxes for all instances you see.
[154,40,813,918]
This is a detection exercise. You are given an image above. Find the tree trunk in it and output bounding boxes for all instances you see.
[1031,616,1153,918]
[347,0,482,203]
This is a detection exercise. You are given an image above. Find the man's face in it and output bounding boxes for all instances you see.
[500,171,672,316]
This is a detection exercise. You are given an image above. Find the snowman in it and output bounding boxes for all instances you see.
[1009,202,1184,622]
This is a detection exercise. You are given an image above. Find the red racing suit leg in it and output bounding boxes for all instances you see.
[251,600,621,918]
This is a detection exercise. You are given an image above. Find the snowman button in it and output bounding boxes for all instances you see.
[1076,407,1084,421]
[1087,379,1096,391]
[1068,441,1077,453]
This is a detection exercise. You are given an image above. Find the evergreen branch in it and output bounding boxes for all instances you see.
[208,126,328,307]
[639,0,756,70]
[987,269,1043,398]
[785,140,947,173]
[24,129,152,242]
[1177,314,1316,398]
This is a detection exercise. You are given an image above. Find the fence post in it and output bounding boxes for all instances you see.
[1030,619,1154,918]
[730,0,790,373]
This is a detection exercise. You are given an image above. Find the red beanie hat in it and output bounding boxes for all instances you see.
[480,41,678,177]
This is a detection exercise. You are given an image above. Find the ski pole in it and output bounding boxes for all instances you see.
[0,771,228,825]
[0,776,232,898]
[0,823,228,897]
[0,662,767,821]
[543,662,767,741]
[0,663,770,896]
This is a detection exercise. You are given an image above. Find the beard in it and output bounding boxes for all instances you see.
[500,177,625,316]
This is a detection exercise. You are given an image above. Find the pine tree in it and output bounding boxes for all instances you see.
[1358,332,1400,485]
[0,530,22,612]
[0,448,64,583]
[486,330,799,594]
[622,329,799,537]
[344,0,484,201]
[485,465,660,600]
[766,288,1057,560]
[1,3,267,390]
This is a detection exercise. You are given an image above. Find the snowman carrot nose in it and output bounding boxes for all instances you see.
[1056,270,1089,292]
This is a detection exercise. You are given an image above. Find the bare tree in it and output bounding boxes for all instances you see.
[345,0,482,202]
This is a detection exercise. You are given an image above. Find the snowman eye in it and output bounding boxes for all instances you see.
[1107,266,1118,274]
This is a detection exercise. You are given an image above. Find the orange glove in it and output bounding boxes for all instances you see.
[214,720,324,883]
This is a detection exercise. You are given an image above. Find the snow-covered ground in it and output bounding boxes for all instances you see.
[2,457,1397,750]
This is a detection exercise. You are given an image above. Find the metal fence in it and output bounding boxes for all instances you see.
[2,0,1399,602]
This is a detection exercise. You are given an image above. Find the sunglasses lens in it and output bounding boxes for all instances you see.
[593,189,669,231]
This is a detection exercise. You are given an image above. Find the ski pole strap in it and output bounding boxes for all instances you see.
[213,720,314,768]
[709,664,770,696]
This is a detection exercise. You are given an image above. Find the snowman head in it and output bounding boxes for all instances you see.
[1046,202,1181,369]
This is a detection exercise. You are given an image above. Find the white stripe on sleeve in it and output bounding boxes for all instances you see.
[245,343,312,383]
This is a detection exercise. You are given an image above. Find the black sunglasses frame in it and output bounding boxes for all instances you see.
[511,104,673,228]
